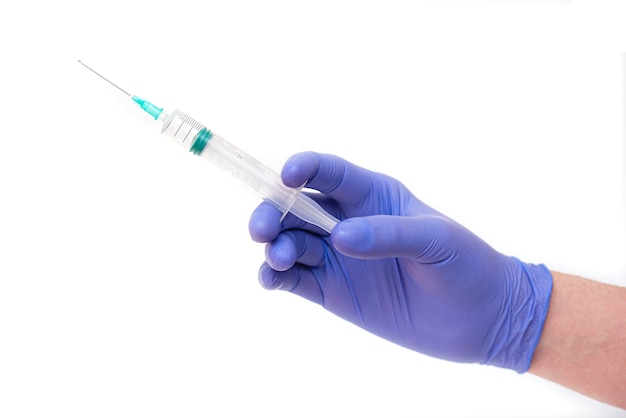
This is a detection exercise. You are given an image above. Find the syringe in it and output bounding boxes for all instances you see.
[78,61,339,233]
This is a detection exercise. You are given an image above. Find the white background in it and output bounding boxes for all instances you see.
[1,0,625,417]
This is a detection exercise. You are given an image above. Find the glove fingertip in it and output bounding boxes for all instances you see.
[266,239,296,272]
[249,203,282,243]
[330,218,374,258]
[258,263,281,290]
[281,151,319,188]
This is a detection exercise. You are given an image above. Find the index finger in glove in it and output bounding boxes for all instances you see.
[281,152,379,206]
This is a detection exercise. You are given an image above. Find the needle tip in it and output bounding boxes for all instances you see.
[78,60,132,97]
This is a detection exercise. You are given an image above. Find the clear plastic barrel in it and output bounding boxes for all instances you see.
[161,109,205,147]
[159,110,339,233]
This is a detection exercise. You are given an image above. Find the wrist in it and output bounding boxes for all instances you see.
[528,272,626,408]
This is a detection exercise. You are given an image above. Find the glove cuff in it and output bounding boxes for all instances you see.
[483,259,553,373]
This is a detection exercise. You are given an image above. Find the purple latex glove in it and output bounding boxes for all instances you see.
[249,152,552,372]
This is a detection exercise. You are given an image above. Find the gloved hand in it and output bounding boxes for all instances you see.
[249,152,552,372]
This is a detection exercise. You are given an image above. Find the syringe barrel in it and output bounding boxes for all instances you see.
[160,110,339,233]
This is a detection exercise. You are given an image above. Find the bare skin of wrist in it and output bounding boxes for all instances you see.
[528,271,626,409]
